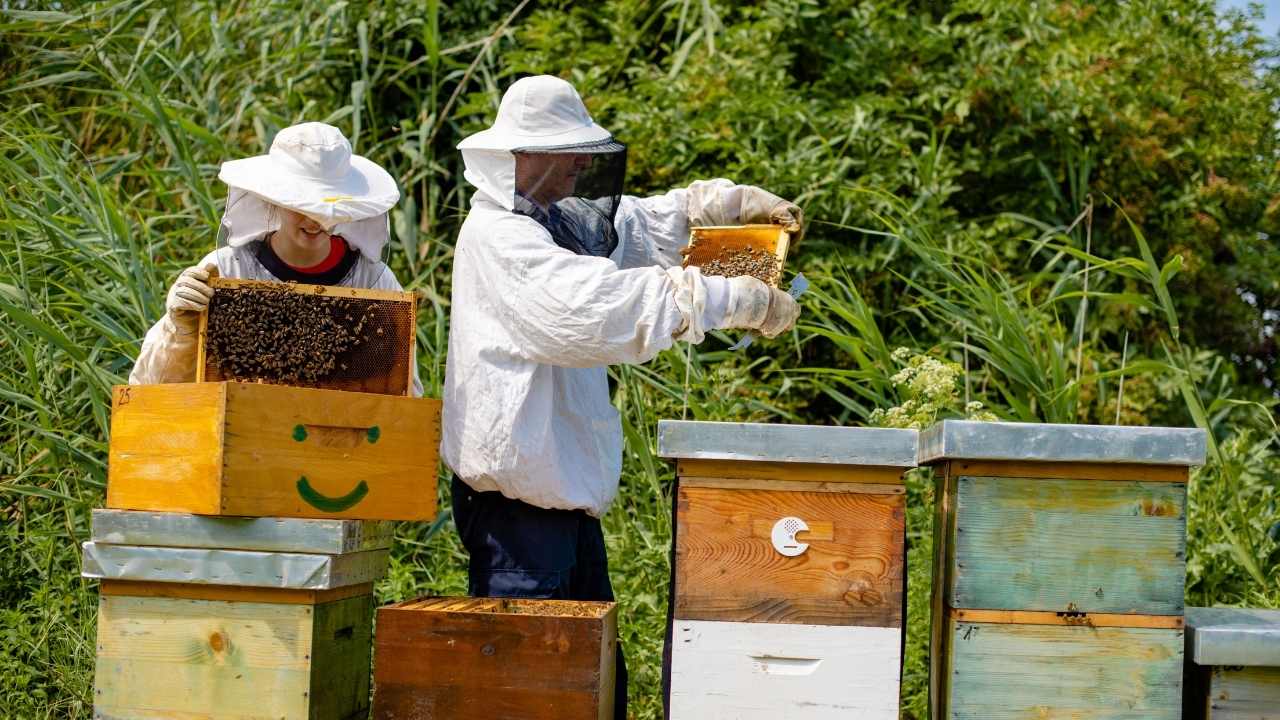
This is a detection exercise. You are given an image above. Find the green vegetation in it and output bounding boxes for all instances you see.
[3,1,1279,717]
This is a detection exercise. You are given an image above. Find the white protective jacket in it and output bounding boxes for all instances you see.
[129,243,424,396]
[443,176,761,516]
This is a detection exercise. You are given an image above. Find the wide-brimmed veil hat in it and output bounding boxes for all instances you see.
[457,76,625,213]
[217,122,400,259]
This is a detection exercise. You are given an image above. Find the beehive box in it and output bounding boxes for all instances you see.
[106,381,440,520]
[1184,607,1280,719]
[682,224,790,287]
[922,420,1207,719]
[198,278,417,396]
[372,597,618,720]
[94,587,374,720]
[87,511,384,719]
[657,420,918,718]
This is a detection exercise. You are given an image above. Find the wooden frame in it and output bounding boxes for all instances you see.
[682,224,791,287]
[197,277,418,396]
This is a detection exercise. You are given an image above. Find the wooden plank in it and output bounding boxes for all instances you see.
[679,476,905,495]
[1205,666,1280,720]
[951,460,1189,483]
[946,620,1184,718]
[99,580,374,606]
[373,597,616,720]
[952,475,1186,615]
[930,470,958,720]
[309,594,375,720]
[94,594,314,718]
[951,608,1184,629]
[107,383,225,515]
[668,620,901,718]
[677,458,906,484]
[212,276,416,303]
[220,382,440,520]
[675,486,904,627]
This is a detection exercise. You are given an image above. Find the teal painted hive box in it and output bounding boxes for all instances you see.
[1184,607,1280,719]
[921,420,1207,720]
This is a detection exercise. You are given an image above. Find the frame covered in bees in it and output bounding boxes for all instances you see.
[682,224,791,287]
[197,278,417,396]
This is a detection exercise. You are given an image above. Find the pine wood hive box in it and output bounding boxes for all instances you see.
[87,512,389,720]
[372,597,618,720]
[1184,607,1280,720]
[657,420,918,719]
[106,381,440,520]
[921,420,1207,720]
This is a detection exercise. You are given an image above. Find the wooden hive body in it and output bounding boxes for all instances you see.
[372,597,618,720]
[922,420,1206,720]
[106,381,440,520]
[658,420,918,719]
[1183,607,1280,720]
[94,589,374,720]
[88,511,387,719]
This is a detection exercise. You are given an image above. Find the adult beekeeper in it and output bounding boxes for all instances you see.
[129,122,421,396]
[442,75,803,715]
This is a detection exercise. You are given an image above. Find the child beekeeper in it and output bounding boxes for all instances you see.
[129,122,421,396]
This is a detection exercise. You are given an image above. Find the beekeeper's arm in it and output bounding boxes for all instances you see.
[369,267,425,398]
[612,178,804,270]
[474,216,798,369]
[128,253,220,385]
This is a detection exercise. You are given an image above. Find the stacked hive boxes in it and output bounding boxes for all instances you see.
[86,282,440,718]
[1184,607,1280,719]
[656,420,918,718]
[921,420,1206,719]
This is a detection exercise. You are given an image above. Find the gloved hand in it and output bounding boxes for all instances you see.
[738,186,804,242]
[165,263,216,334]
[722,275,801,338]
[685,181,805,241]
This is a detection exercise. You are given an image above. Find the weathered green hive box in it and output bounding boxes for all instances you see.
[1184,607,1280,720]
[86,510,386,720]
[921,420,1206,720]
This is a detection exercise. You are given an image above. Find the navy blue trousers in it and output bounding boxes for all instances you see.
[451,476,628,719]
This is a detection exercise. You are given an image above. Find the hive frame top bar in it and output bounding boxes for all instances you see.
[91,509,394,554]
[1185,607,1280,666]
[918,419,1207,466]
[656,420,918,468]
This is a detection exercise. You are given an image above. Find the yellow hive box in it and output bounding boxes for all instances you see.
[107,382,439,520]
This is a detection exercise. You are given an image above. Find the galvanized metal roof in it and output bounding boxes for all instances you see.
[1186,607,1280,666]
[91,509,394,555]
[81,542,387,590]
[656,420,918,467]
[918,420,1207,466]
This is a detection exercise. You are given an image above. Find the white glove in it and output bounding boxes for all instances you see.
[165,263,216,334]
[722,275,801,339]
[686,182,805,241]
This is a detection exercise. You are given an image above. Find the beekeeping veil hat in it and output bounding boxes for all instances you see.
[458,75,627,257]
[216,122,400,259]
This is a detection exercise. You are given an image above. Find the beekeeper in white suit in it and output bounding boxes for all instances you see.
[443,75,803,716]
[129,122,421,396]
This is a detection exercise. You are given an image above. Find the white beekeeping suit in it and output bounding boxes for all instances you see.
[442,75,801,516]
[129,122,423,396]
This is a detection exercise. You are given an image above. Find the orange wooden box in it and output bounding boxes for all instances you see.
[373,597,617,720]
[107,382,439,520]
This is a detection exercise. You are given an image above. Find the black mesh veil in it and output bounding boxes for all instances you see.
[511,139,627,258]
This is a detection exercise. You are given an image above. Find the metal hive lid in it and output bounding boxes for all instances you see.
[1186,607,1280,667]
[656,420,918,468]
[91,509,394,555]
[918,420,1207,466]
